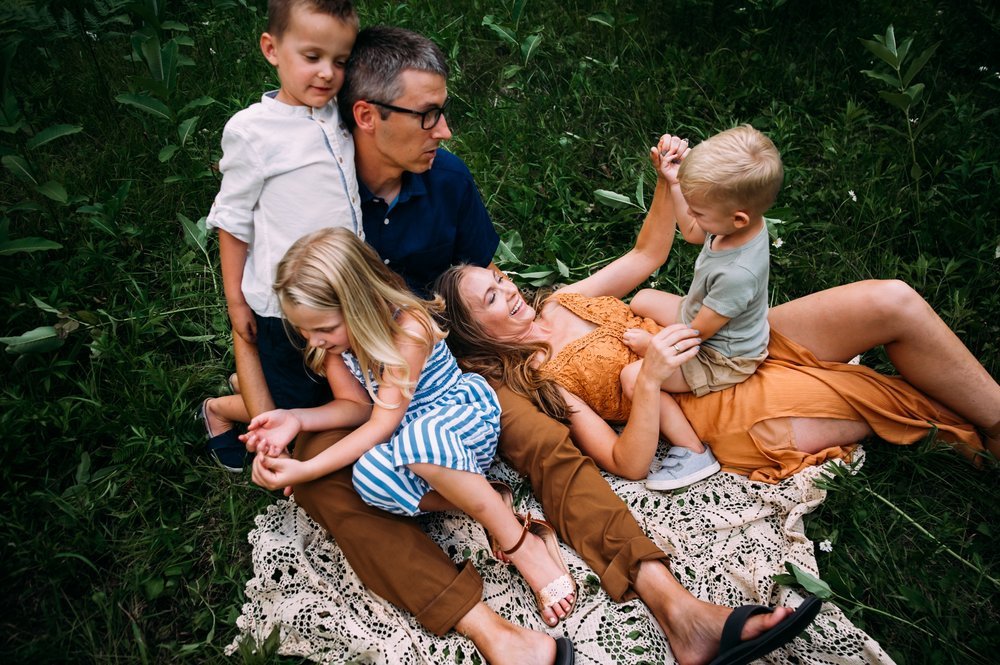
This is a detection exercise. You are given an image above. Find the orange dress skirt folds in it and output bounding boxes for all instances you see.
[540,293,983,483]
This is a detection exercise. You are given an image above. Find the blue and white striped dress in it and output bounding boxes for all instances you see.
[346,339,501,516]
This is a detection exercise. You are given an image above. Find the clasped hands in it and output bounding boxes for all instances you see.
[240,409,307,494]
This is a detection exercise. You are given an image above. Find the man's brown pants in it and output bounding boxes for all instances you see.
[292,382,667,636]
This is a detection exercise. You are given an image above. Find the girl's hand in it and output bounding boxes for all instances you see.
[240,409,301,457]
[251,453,309,492]
[649,134,690,184]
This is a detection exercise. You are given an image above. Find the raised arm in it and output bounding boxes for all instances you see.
[562,134,689,300]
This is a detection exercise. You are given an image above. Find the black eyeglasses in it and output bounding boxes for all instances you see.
[366,97,451,130]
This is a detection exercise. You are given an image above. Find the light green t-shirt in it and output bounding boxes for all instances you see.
[680,225,770,358]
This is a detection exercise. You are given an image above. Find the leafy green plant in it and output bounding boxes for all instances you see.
[860,25,939,223]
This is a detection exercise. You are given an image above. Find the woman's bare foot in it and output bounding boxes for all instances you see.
[503,528,576,626]
[457,602,560,665]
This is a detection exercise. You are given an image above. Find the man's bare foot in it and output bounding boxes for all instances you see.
[661,595,792,665]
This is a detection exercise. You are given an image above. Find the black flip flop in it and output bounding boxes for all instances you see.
[708,596,822,665]
[554,636,575,665]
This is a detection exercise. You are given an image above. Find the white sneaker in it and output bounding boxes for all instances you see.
[645,446,721,491]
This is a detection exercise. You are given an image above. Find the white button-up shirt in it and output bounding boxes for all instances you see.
[207,92,363,318]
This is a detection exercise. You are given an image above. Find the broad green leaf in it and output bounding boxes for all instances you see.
[161,20,188,31]
[161,39,179,93]
[31,296,61,315]
[158,144,179,162]
[502,64,523,79]
[588,12,615,28]
[521,34,542,64]
[174,35,195,48]
[0,237,62,256]
[116,93,172,121]
[0,326,64,354]
[860,38,897,69]
[36,180,68,203]
[139,33,164,81]
[904,82,925,102]
[25,124,83,150]
[179,96,215,116]
[178,334,215,342]
[512,0,528,25]
[177,115,199,145]
[556,258,570,279]
[496,231,522,262]
[634,175,646,212]
[2,154,37,184]
[910,162,923,180]
[895,36,913,66]
[884,25,897,56]
[860,69,900,88]
[877,90,912,112]
[784,562,834,599]
[902,42,939,87]
[482,16,518,46]
[594,189,637,208]
[520,269,555,279]
[178,213,208,252]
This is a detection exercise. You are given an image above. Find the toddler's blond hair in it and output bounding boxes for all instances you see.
[678,125,783,217]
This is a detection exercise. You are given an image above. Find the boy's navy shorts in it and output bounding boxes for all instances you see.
[254,313,333,409]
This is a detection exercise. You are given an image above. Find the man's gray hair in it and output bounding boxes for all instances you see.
[339,26,449,129]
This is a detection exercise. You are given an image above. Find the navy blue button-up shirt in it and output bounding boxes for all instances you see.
[360,149,499,296]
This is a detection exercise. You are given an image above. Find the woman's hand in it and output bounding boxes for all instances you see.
[251,453,310,492]
[639,324,701,384]
[649,134,690,185]
[240,409,302,457]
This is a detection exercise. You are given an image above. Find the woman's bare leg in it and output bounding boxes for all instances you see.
[789,418,874,455]
[634,560,795,665]
[770,280,1000,454]
[411,464,575,626]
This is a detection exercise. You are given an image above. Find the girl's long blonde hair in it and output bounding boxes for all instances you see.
[433,265,571,422]
[274,228,446,406]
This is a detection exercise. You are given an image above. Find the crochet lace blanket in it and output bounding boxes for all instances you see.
[228,446,894,664]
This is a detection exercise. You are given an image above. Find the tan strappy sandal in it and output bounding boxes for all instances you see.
[499,512,578,623]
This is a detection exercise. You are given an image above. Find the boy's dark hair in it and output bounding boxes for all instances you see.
[338,26,449,130]
[267,0,358,38]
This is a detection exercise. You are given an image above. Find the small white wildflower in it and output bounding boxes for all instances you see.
[819,539,833,552]
[86,30,97,40]
[910,117,920,124]
[979,66,989,72]
[772,237,784,249]
[994,242,999,259]
[209,47,216,55]
[848,189,857,202]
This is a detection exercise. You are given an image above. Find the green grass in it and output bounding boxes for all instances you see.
[1,0,998,662]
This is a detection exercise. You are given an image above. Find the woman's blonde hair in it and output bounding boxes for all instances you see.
[274,227,445,406]
[678,124,783,217]
[434,265,571,422]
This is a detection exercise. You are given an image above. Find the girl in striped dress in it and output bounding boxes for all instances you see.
[243,228,576,627]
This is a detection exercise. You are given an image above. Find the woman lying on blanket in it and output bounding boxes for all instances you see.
[434,136,997,489]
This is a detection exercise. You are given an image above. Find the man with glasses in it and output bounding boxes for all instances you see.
[340,26,500,297]
[239,24,816,665]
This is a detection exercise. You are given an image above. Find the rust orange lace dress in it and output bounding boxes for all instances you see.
[540,292,983,483]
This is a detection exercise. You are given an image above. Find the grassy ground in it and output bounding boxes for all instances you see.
[1,0,997,662]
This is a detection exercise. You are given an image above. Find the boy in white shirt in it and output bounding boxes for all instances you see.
[200,0,362,471]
